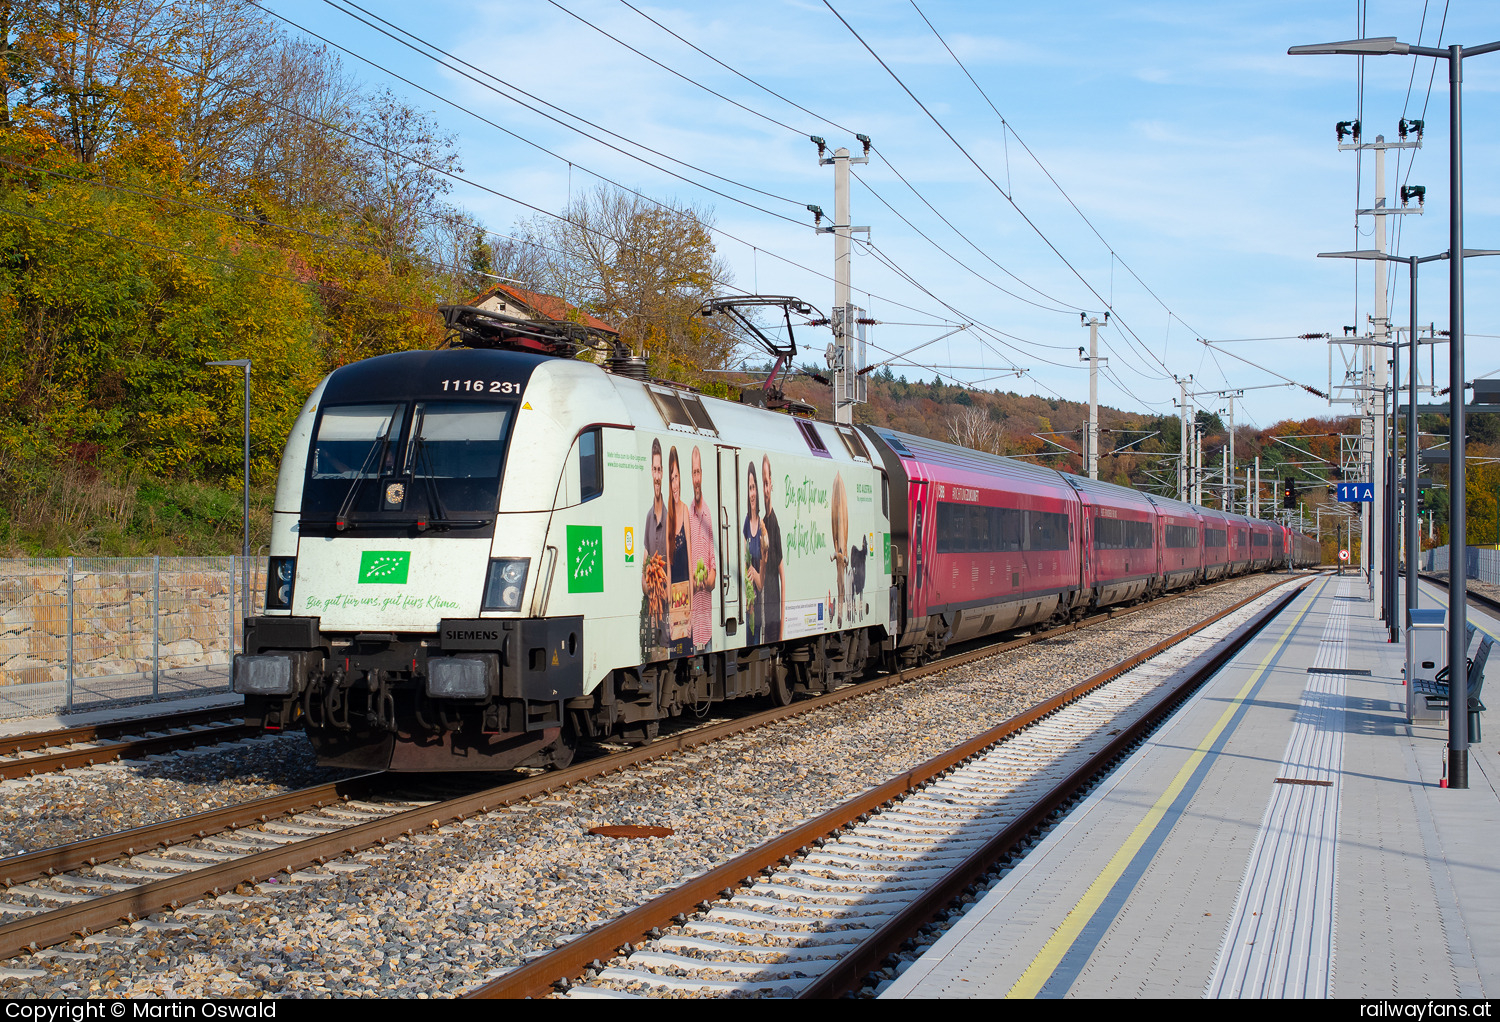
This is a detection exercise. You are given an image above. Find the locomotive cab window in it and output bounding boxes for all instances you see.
[579,428,603,502]
[303,401,513,522]
[311,404,406,481]
[403,402,512,512]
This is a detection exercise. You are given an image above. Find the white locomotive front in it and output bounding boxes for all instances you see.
[234,312,896,771]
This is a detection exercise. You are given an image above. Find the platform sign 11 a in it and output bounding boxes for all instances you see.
[1337,482,1375,503]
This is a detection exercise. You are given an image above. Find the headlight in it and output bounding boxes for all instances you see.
[266,557,296,610]
[483,558,530,611]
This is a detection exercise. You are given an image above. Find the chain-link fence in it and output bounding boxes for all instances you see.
[0,557,267,719]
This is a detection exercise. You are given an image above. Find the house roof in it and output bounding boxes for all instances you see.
[473,283,619,335]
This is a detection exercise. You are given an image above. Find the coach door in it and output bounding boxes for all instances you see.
[717,446,742,633]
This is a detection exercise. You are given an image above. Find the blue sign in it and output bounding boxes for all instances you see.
[1338,482,1375,503]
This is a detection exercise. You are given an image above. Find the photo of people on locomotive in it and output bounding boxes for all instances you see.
[231,300,1315,774]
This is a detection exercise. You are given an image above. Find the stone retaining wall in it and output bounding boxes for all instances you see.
[0,558,267,687]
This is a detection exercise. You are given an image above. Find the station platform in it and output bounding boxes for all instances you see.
[884,573,1500,999]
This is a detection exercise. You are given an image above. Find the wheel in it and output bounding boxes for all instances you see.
[771,661,794,706]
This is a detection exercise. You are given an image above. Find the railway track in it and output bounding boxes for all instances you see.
[0,572,1304,975]
[1417,571,1500,616]
[467,577,1308,998]
[0,707,262,782]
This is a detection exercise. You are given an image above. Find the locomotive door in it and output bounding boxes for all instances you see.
[716,446,741,632]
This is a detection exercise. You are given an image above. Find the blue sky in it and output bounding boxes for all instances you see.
[263,1,1500,431]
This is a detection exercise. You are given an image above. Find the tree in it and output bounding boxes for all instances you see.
[14,0,177,164]
[354,88,460,266]
[159,0,280,187]
[946,405,998,453]
[234,36,364,215]
[522,184,735,379]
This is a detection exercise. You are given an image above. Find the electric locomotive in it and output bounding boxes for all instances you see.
[235,305,896,771]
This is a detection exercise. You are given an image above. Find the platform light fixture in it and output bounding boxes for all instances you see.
[1294,28,1500,790]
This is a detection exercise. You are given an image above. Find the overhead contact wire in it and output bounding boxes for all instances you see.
[824,2,1175,385]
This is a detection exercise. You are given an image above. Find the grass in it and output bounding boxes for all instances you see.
[0,460,272,556]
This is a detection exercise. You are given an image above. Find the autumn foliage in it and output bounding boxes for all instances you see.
[2,2,1478,559]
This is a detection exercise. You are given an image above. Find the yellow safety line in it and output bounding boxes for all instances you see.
[1006,577,1328,999]
[1416,579,1500,642]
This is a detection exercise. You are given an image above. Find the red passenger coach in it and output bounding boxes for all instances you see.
[1198,508,1233,580]
[1149,494,1206,589]
[1248,519,1275,570]
[860,425,1316,664]
[868,428,1082,653]
[1064,474,1159,606]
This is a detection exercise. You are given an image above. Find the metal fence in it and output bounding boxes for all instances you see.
[0,557,266,719]
[1420,545,1500,585]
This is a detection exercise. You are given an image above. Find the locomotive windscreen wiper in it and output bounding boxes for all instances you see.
[409,431,492,529]
[333,413,401,530]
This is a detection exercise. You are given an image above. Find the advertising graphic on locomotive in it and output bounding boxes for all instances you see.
[233,306,1318,773]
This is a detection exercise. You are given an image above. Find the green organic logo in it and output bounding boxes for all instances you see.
[358,551,410,584]
[566,525,603,593]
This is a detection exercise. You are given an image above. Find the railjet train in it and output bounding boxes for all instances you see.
[233,305,1318,771]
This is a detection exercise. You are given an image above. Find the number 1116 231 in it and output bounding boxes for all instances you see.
[441,379,521,394]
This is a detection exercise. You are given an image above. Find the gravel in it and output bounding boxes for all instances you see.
[0,573,1297,999]
[0,737,355,861]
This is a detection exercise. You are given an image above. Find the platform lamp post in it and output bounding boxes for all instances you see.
[1317,249,1500,641]
[1292,34,1500,790]
[206,359,252,625]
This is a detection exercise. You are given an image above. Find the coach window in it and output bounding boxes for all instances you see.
[579,429,603,501]
[1166,524,1198,548]
[1031,510,1070,551]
